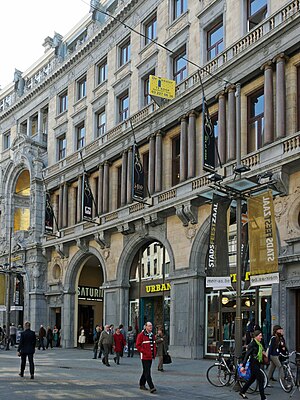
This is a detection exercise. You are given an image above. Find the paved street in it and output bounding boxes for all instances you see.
[0,347,295,399]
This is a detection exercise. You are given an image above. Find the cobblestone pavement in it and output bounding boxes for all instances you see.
[0,347,295,399]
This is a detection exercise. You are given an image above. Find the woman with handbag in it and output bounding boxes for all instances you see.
[155,326,168,372]
[239,330,267,400]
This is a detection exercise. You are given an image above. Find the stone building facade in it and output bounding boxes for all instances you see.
[0,0,300,357]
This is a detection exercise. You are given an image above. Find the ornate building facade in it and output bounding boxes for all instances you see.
[0,0,300,357]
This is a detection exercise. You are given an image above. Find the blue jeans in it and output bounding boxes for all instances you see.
[127,341,134,357]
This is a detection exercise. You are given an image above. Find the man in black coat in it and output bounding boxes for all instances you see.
[17,321,36,379]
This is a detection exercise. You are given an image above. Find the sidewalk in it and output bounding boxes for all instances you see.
[0,347,294,399]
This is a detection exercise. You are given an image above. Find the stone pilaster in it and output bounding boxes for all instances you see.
[261,61,274,145]
[98,164,104,215]
[180,116,188,182]
[121,151,128,207]
[103,161,109,213]
[155,131,162,192]
[187,111,196,178]
[62,183,68,227]
[58,185,63,228]
[227,86,236,161]
[273,53,287,139]
[148,134,155,195]
[127,147,133,204]
[217,91,226,165]
[77,175,82,223]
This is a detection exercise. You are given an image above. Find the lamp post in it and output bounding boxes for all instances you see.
[5,227,12,350]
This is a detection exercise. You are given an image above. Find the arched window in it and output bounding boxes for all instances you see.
[14,170,30,231]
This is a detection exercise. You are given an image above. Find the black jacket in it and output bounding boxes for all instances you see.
[18,329,36,354]
[242,339,261,367]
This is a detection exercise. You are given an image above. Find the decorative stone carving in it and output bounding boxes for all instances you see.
[76,238,89,253]
[117,222,135,235]
[55,243,69,259]
[176,203,198,226]
[175,205,189,227]
[143,213,164,227]
[94,231,110,249]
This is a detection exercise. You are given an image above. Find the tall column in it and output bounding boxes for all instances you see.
[179,116,188,182]
[90,176,97,218]
[227,86,236,161]
[98,164,104,215]
[37,110,43,141]
[62,183,68,227]
[217,91,226,165]
[187,111,196,178]
[121,151,128,207]
[26,117,31,136]
[58,185,63,228]
[261,61,274,145]
[127,147,133,204]
[103,161,109,213]
[148,134,155,195]
[77,175,82,223]
[69,186,76,226]
[155,131,162,192]
[273,54,287,139]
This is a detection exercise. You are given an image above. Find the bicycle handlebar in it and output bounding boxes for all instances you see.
[279,351,300,358]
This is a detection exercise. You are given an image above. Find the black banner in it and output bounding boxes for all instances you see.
[207,194,231,276]
[82,174,93,220]
[45,192,54,234]
[132,143,145,201]
[202,97,215,172]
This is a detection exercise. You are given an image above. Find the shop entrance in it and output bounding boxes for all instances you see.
[76,255,104,345]
[129,241,171,338]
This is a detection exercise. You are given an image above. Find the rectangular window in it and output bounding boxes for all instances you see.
[172,135,180,186]
[3,131,11,149]
[247,89,264,152]
[248,0,267,30]
[76,122,85,150]
[144,15,157,45]
[58,90,68,114]
[58,134,66,160]
[96,110,106,137]
[97,59,108,85]
[77,76,87,100]
[207,21,224,60]
[119,92,129,122]
[173,0,187,20]
[173,48,187,84]
[142,71,155,106]
[120,39,131,66]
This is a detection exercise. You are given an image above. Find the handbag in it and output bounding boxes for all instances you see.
[237,361,251,380]
[163,353,172,364]
[263,353,269,365]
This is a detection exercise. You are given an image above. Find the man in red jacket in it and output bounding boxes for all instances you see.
[136,321,157,393]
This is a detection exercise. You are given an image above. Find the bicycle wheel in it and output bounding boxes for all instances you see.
[206,364,231,387]
[279,365,293,393]
[238,377,258,393]
[260,368,268,389]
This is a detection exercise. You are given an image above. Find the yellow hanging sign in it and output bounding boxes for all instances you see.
[149,75,176,100]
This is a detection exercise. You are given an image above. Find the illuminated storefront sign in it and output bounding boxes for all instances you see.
[145,283,171,293]
[77,286,103,301]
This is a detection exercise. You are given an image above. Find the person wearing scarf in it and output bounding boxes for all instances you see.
[136,322,157,393]
[239,330,267,400]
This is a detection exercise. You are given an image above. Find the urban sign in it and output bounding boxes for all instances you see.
[145,282,171,293]
[77,286,103,301]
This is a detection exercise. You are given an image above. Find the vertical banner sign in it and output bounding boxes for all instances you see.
[0,275,5,305]
[45,192,54,234]
[132,143,145,201]
[207,194,232,276]
[202,97,215,172]
[82,174,93,220]
[248,190,278,274]
[241,208,249,281]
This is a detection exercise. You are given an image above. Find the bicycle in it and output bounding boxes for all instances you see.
[0,335,7,350]
[279,351,300,396]
[206,345,267,393]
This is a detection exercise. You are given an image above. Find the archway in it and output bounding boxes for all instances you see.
[129,240,171,337]
[76,255,104,344]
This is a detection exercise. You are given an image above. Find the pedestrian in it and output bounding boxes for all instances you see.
[126,326,136,357]
[92,325,101,359]
[267,325,288,384]
[113,327,126,365]
[46,326,53,349]
[17,321,36,379]
[53,325,59,346]
[99,324,114,366]
[239,330,267,400]
[9,323,17,347]
[156,326,168,372]
[78,328,86,349]
[136,321,157,393]
[109,324,115,334]
[38,325,46,350]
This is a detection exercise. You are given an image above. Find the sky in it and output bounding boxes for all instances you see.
[0,0,90,89]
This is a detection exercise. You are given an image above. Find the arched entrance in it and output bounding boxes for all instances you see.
[129,241,171,336]
[76,255,104,344]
